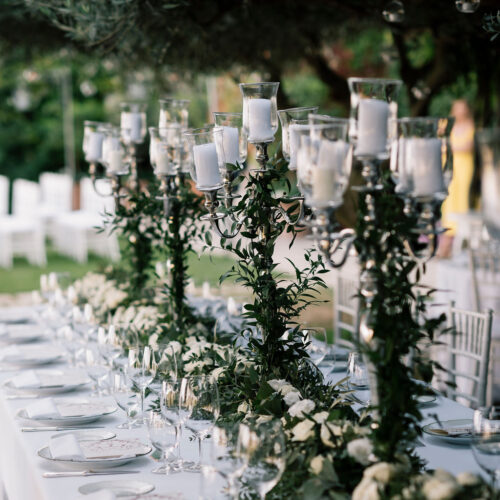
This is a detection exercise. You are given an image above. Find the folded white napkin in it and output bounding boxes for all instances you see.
[49,433,84,461]
[80,491,116,500]
[11,371,40,388]
[0,345,20,361]
[25,398,60,419]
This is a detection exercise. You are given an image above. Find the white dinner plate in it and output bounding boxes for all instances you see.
[16,399,117,426]
[417,394,437,407]
[79,480,155,496]
[0,326,46,345]
[38,439,152,470]
[3,369,90,396]
[0,345,64,367]
[52,430,116,441]
[422,418,473,445]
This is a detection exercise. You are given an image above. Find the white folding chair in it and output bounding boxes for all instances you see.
[0,178,46,268]
[332,253,359,350]
[39,172,73,238]
[446,302,493,408]
[53,177,120,263]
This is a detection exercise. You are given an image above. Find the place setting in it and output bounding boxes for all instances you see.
[16,396,117,429]
[3,369,91,397]
[0,323,48,346]
[0,344,65,369]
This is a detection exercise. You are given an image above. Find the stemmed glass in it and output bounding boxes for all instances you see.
[346,352,370,390]
[111,371,141,429]
[85,346,109,396]
[472,406,500,492]
[302,326,336,376]
[179,375,220,471]
[97,327,123,370]
[204,423,247,499]
[127,344,159,425]
[239,420,286,499]
[145,410,179,475]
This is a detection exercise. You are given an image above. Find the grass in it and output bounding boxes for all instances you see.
[0,244,335,340]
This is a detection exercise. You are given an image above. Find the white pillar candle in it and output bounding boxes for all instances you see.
[317,139,349,171]
[202,281,211,298]
[221,126,240,165]
[193,143,222,187]
[83,304,93,323]
[356,99,389,156]
[108,325,116,345]
[407,138,444,197]
[312,168,338,205]
[248,98,273,142]
[121,112,143,143]
[394,138,412,193]
[108,149,123,174]
[165,123,181,144]
[288,124,310,170]
[48,272,58,290]
[156,149,170,175]
[67,286,77,304]
[86,131,104,162]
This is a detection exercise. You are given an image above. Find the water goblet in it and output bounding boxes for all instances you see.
[239,420,286,499]
[472,406,500,492]
[180,375,220,471]
[145,410,180,475]
[111,371,141,429]
[85,347,109,396]
[346,351,370,390]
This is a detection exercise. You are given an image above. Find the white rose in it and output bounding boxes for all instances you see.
[313,411,329,424]
[456,472,480,487]
[166,341,182,355]
[352,477,380,500]
[363,462,396,484]
[210,367,225,381]
[237,401,249,414]
[183,361,199,373]
[422,478,460,500]
[291,420,315,442]
[347,438,374,466]
[279,384,297,396]
[268,379,288,391]
[288,399,316,418]
[256,415,273,424]
[148,334,159,348]
[320,422,342,448]
[283,391,301,406]
[309,455,325,475]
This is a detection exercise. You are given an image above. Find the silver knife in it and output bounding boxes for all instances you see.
[6,394,40,400]
[22,426,105,432]
[43,470,140,478]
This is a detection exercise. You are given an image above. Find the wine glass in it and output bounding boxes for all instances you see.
[346,352,369,389]
[145,410,180,475]
[302,326,334,368]
[111,371,141,429]
[472,406,500,491]
[84,346,109,396]
[180,375,220,471]
[205,423,247,499]
[97,327,123,369]
[127,344,158,425]
[239,420,286,499]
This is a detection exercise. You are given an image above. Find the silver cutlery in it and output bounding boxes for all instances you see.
[43,470,140,478]
[22,426,105,432]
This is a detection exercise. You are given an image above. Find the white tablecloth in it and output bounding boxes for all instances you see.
[0,306,488,500]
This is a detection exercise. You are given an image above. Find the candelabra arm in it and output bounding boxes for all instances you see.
[201,190,246,239]
[274,196,305,226]
[128,144,139,193]
[317,233,356,268]
[88,163,113,198]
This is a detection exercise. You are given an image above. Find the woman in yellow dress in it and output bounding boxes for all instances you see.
[438,99,475,257]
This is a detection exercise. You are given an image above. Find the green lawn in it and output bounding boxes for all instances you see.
[0,247,237,294]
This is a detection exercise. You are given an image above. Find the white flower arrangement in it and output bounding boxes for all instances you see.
[291,419,315,442]
[347,437,375,466]
[288,399,315,418]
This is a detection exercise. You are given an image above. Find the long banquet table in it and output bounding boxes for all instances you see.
[0,306,488,500]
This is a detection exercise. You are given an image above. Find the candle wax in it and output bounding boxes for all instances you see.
[86,131,104,162]
[248,98,273,142]
[221,126,240,165]
[156,147,170,175]
[108,150,123,173]
[356,99,389,157]
[407,137,444,197]
[193,142,222,188]
[289,124,310,170]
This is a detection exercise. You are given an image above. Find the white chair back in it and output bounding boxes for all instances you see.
[12,179,40,217]
[446,301,493,408]
[0,175,9,215]
[39,172,73,213]
[333,255,359,350]
[80,177,115,216]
